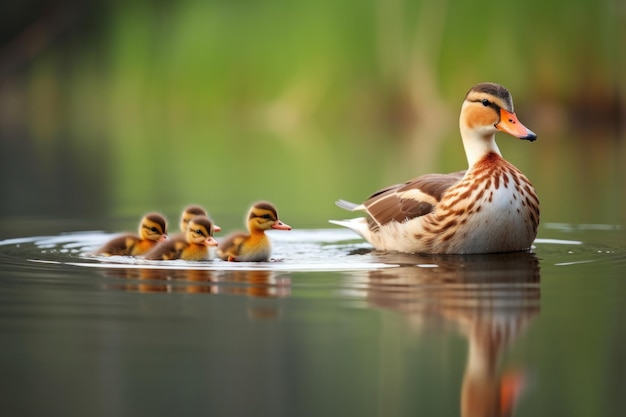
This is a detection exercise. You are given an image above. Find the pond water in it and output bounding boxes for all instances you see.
[1,221,625,417]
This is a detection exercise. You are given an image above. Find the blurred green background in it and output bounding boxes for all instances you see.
[0,0,624,231]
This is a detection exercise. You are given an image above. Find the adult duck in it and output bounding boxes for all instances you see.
[331,82,539,254]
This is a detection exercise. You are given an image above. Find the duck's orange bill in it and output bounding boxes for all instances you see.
[205,236,219,247]
[496,108,537,141]
[272,221,292,230]
[213,224,222,233]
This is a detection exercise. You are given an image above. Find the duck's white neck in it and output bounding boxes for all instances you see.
[460,127,502,168]
[459,103,502,168]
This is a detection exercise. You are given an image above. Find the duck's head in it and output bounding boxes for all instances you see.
[186,216,219,246]
[247,201,292,232]
[139,213,168,242]
[461,82,536,141]
[180,205,221,233]
[460,83,536,165]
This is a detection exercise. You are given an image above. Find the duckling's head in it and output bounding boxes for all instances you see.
[180,205,222,233]
[139,213,168,242]
[186,216,219,246]
[180,205,207,232]
[247,201,292,232]
[461,82,536,141]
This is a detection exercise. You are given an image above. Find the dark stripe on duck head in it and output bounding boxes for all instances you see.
[248,201,278,220]
[183,205,207,217]
[189,216,214,236]
[143,213,167,234]
[468,82,514,112]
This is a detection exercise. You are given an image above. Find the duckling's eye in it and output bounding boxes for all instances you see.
[150,227,158,233]
[481,99,490,107]
[261,214,271,219]
[195,229,203,235]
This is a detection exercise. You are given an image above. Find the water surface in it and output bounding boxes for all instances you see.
[1,222,625,417]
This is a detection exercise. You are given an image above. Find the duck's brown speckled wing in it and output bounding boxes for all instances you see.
[362,171,465,231]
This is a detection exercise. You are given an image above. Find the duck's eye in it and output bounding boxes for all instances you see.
[150,227,158,233]
[261,214,271,219]
[481,99,490,107]
[195,229,203,235]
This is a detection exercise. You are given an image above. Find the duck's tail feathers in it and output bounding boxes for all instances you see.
[335,199,361,211]
[328,217,369,239]
[328,219,351,228]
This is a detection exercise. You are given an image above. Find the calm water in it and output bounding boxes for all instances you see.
[1,220,625,417]
[1,1,624,415]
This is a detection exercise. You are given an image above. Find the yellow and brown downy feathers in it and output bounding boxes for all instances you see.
[144,216,218,261]
[331,82,540,254]
[95,213,168,256]
[178,204,221,235]
[217,201,291,262]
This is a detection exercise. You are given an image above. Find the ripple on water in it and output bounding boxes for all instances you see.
[0,229,394,273]
[1,225,624,278]
[533,223,626,270]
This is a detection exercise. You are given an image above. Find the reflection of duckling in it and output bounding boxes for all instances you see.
[179,204,221,234]
[95,213,168,256]
[218,201,291,262]
[144,216,218,261]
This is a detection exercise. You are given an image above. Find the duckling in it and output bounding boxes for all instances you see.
[95,213,168,256]
[144,216,218,261]
[218,201,291,262]
[178,204,221,235]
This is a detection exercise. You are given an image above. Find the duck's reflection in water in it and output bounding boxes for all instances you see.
[353,251,540,417]
[102,268,291,299]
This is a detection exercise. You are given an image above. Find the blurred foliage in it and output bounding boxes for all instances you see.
[0,0,625,228]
